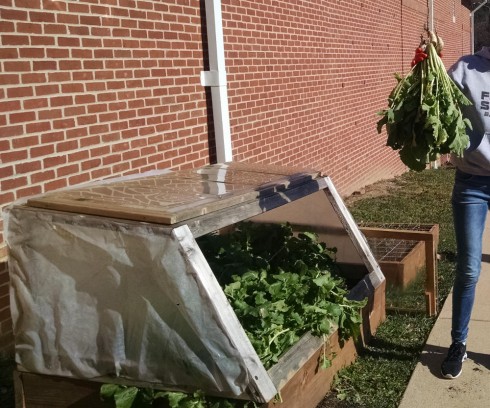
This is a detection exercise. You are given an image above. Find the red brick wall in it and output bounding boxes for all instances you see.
[0,0,472,355]
[224,0,471,193]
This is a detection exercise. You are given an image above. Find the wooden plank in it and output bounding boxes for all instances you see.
[360,227,436,241]
[14,370,111,408]
[267,332,325,391]
[264,330,358,408]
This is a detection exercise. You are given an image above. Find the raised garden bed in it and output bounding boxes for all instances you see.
[5,162,386,407]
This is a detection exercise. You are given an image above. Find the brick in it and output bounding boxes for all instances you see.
[3,61,30,72]
[17,185,42,198]
[0,9,28,21]
[0,100,21,111]
[83,60,103,70]
[23,98,48,110]
[0,125,23,138]
[31,169,55,184]
[75,94,96,104]
[46,48,69,58]
[102,154,121,165]
[0,74,19,85]
[72,49,93,59]
[86,82,105,92]
[57,36,80,47]
[12,135,39,149]
[66,127,88,139]
[69,173,91,185]
[91,27,111,36]
[15,0,41,8]
[72,71,94,81]
[87,103,108,114]
[29,11,56,23]
[43,0,67,11]
[56,12,78,24]
[35,84,59,96]
[38,109,62,120]
[91,124,110,135]
[91,167,112,179]
[21,73,47,84]
[0,48,18,59]
[33,61,57,71]
[64,106,86,117]
[50,95,73,107]
[0,166,14,179]
[67,150,89,162]
[81,158,102,171]
[1,176,28,191]
[44,179,67,191]
[94,49,114,59]
[77,115,97,126]
[43,155,67,168]
[9,111,36,124]
[80,15,101,26]
[30,36,55,46]
[56,140,79,153]
[15,161,42,174]
[68,25,90,36]
[53,118,75,129]
[57,164,79,177]
[44,23,67,35]
[59,60,82,70]
[40,131,64,143]
[19,47,45,58]
[30,144,54,158]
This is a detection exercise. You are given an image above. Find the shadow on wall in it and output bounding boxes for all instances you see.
[475,4,490,52]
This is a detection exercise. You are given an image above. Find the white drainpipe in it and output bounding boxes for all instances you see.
[471,0,488,54]
[201,0,233,163]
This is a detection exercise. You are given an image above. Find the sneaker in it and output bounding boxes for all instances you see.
[441,342,467,379]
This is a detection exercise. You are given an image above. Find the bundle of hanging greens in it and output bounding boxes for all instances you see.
[377,31,473,171]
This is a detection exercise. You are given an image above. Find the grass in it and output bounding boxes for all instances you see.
[322,167,457,408]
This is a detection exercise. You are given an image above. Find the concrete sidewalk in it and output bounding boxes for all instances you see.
[399,215,490,408]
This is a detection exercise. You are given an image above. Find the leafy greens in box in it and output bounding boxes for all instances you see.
[198,222,366,370]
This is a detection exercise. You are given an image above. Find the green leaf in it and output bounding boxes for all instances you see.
[113,387,139,408]
[100,384,122,399]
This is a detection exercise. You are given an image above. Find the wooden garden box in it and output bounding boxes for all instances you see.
[4,162,386,407]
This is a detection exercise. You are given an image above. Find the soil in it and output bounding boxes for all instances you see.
[343,177,402,206]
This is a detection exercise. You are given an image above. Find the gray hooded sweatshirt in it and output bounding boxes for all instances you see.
[448,46,490,175]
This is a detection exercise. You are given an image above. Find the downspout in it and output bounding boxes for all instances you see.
[201,0,233,163]
[471,0,488,54]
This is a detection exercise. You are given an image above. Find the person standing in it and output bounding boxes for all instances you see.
[439,45,490,379]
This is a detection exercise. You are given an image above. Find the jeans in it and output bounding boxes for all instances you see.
[451,169,490,344]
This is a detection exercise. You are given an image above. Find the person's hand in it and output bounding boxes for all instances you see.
[411,47,428,67]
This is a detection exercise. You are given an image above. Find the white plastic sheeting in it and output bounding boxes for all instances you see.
[4,205,276,402]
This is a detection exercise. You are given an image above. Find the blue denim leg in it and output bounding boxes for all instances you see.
[451,170,490,344]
